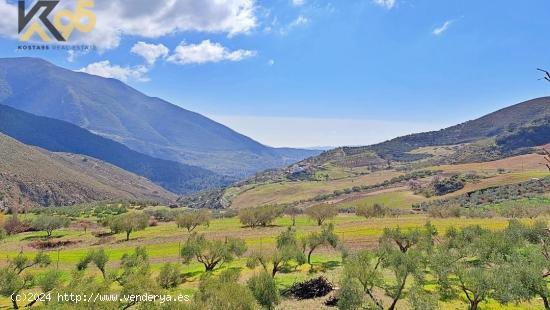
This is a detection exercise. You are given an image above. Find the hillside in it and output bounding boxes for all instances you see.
[333,97,550,162]
[0,133,177,209]
[184,98,550,210]
[0,104,233,194]
[0,57,320,177]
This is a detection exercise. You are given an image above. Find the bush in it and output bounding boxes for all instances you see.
[157,263,181,289]
[247,272,280,309]
[3,215,32,235]
[432,176,465,196]
[193,269,258,309]
[427,205,462,218]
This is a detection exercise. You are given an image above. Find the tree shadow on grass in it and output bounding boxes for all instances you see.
[21,235,62,241]
[308,260,341,274]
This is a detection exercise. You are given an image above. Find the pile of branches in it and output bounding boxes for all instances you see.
[282,277,334,300]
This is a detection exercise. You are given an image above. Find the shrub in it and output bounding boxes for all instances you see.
[193,269,258,309]
[247,271,280,309]
[157,263,181,289]
[3,215,32,235]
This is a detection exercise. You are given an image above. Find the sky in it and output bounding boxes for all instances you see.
[0,0,550,148]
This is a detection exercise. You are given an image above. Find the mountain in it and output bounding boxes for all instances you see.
[0,57,320,177]
[186,97,550,210]
[350,97,550,162]
[297,97,550,170]
[0,104,233,194]
[0,133,177,209]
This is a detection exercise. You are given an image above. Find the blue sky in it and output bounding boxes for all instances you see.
[1,0,550,147]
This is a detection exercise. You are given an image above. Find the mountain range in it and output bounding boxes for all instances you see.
[0,104,233,194]
[0,58,320,178]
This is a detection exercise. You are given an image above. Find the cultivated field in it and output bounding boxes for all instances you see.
[1,210,547,309]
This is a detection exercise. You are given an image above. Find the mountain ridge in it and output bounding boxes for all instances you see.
[0,57,320,177]
[0,104,233,194]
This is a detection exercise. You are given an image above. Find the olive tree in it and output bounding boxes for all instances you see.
[108,212,149,241]
[176,209,210,233]
[338,223,436,310]
[284,206,301,226]
[77,248,109,279]
[115,247,160,309]
[181,233,247,272]
[301,223,339,265]
[431,225,515,310]
[239,205,283,228]
[247,227,305,277]
[305,204,337,226]
[32,215,70,238]
[355,203,388,219]
[0,252,51,309]
[491,220,550,309]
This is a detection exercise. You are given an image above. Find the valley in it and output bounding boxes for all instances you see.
[0,59,548,310]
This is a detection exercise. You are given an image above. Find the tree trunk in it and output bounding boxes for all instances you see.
[205,263,217,272]
[317,219,323,226]
[25,297,40,307]
[126,231,131,241]
[469,299,480,310]
[308,249,315,265]
[11,295,18,309]
[542,295,550,310]
[292,216,296,226]
[387,275,408,310]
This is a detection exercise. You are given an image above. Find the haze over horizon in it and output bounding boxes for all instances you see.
[1,0,549,148]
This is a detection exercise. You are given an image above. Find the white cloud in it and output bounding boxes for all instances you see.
[78,61,149,82]
[0,0,257,50]
[373,0,396,9]
[0,1,16,39]
[67,51,77,63]
[280,15,309,35]
[268,59,275,66]
[131,42,169,65]
[433,20,454,36]
[208,115,451,148]
[167,40,256,65]
[292,0,305,6]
